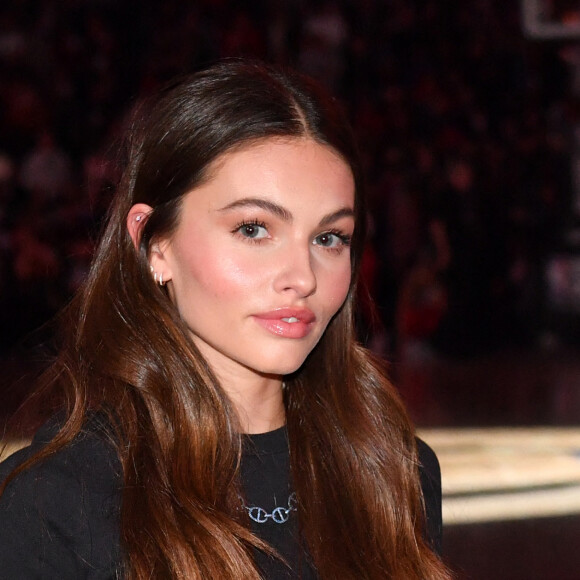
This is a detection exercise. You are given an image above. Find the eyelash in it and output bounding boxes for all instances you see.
[232,220,352,253]
[232,219,269,243]
[314,229,352,253]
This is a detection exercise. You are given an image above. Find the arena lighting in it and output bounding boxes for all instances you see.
[419,427,580,525]
[521,0,580,39]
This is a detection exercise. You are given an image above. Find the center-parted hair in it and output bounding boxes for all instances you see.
[4,61,450,579]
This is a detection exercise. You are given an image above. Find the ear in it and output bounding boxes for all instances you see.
[127,203,153,250]
[148,237,173,286]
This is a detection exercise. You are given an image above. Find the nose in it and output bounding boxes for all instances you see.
[273,244,317,298]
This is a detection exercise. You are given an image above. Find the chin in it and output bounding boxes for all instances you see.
[251,351,312,376]
[268,338,325,373]
[255,360,307,376]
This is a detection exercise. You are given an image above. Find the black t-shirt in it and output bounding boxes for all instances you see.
[0,418,442,579]
[0,416,121,579]
[241,426,317,579]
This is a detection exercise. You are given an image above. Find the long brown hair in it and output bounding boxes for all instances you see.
[3,61,450,579]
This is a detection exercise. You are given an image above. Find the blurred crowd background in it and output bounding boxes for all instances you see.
[1,0,580,425]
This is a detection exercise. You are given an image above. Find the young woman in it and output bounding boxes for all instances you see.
[0,60,450,579]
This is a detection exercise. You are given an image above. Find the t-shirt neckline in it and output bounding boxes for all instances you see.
[243,425,288,455]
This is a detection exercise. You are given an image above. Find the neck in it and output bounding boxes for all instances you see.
[191,339,286,433]
[218,372,286,434]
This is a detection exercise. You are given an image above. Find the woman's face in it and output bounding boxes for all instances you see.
[149,138,355,381]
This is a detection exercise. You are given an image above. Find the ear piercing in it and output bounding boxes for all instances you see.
[150,266,166,286]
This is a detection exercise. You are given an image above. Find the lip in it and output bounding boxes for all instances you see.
[252,308,316,339]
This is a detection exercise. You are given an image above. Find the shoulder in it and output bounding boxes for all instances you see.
[0,414,122,579]
[416,437,443,555]
[1,412,122,495]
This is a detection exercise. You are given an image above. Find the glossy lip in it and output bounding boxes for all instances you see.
[252,308,316,339]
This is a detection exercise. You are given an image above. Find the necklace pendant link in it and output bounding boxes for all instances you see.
[243,492,297,524]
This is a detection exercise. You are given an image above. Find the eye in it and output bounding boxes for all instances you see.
[233,220,269,240]
[313,230,352,249]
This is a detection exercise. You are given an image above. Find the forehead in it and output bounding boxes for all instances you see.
[189,137,356,211]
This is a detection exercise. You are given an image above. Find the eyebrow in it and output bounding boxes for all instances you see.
[319,207,355,227]
[218,197,292,221]
[218,197,355,226]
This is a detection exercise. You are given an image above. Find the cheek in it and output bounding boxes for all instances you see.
[207,258,262,298]
[173,243,264,300]
[319,264,352,314]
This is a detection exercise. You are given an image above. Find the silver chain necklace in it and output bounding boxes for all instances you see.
[241,492,297,524]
